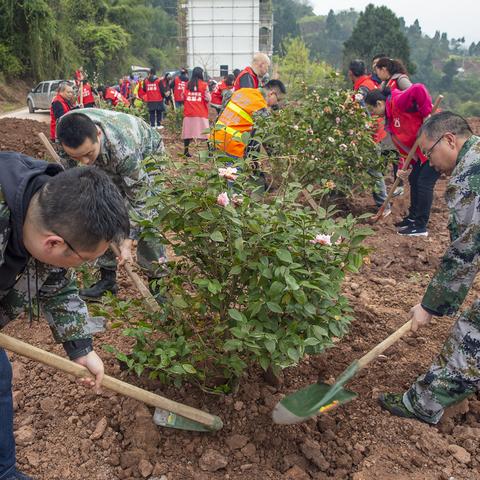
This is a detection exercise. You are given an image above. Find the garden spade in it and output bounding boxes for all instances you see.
[0,332,223,432]
[272,319,412,425]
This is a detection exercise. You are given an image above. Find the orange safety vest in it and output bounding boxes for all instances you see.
[210,88,266,158]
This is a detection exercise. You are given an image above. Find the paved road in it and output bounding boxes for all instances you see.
[0,107,49,123]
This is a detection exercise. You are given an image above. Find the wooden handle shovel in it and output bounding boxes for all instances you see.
[110,244,161,314]
[373,94,444,222]
[0,333,223,431]
[37,133,161,314]
[272,319,413,425]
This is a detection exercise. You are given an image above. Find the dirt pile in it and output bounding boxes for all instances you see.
[0,118,50,158]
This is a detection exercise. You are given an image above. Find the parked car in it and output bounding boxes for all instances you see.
[26,80,74,113]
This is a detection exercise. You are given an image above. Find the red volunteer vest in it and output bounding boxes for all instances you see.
[183,81,209,118]
[174,77,187,102]
[105,87,130,107]
[353,76,387,144]
[50,94,72,140]
[387,75,409,91]
[142,78,163,102]
[81,83,95,106]
[233,67,259,91]
[388,89,426,164]
[211,82,233,106]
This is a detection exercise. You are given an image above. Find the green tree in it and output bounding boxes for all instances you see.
[300,9,359,68]
[273,0,313,54]
[343,4,413,73]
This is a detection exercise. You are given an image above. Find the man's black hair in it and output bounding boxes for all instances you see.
[265,79,286,95]
[349,59,366,78]
[57,113,99,149]
[35,167,129,251]
[364,88,389,106]
[233,68,241,78]
[150,68,156,75]
[419,111,473,140]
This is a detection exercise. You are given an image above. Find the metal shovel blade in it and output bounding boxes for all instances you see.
[153,408,223,432]
[272,382,357,424]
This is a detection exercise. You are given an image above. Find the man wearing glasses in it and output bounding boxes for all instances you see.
[378,112,480,425]
[0,153,129,479]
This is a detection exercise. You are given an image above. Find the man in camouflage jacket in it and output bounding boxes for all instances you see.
[56,108,166,300]
[0,152,129,480]
[379,112,480,424]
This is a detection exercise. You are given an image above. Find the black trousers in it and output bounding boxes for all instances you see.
[148,101,165,126]
[408,160,440,228]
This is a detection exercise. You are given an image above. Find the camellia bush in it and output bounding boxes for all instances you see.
[101,153,372,390]
[256,86,388,200]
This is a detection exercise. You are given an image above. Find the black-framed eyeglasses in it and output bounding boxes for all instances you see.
[423,135,445,160]
[52,230,91,263]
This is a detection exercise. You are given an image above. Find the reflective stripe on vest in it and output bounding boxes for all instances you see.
[215,122,247,143]
[226,101,254,124]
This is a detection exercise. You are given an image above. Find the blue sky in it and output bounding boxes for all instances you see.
[309,0,480,45]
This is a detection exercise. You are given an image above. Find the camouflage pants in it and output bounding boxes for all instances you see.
[403,300,480,424]
[97,237,167,279]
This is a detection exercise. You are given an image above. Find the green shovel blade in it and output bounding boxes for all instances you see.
[153,408,223,432]
[272,361,360,424]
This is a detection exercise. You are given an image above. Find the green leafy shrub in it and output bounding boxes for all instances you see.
[256,86,387,200]
[101,154,372,390]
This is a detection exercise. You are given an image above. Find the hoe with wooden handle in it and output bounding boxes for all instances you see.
[36,133,220,431]
[0,333,222,431]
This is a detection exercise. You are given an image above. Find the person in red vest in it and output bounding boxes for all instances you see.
[210,74,235,114]
[97,86,130,108]
[172,68,189,108]
[50,82,76,141]
[74,67,85,87]
[234,52,270,91]
[348,59,391,216]
[365,84,439,237]
[139,68,165,128]
[79,80,96,108]
[375,57,412,91]
[182,67,210,157]
[119,76,131,98]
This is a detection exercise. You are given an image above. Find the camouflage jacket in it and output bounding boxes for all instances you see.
[422,135,480,316]
[0,154,98,358]
[59,108,164,238]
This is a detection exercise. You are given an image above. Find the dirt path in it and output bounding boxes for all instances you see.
[2,117,480,480]
[0,107,50,123]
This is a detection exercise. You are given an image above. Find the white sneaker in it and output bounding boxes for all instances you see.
[156,125,165,130]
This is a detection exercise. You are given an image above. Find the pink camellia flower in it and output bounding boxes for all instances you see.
[218,167,238,181]
[217,192,230,207]
[336,117,341,124]
[310,234,332,246]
